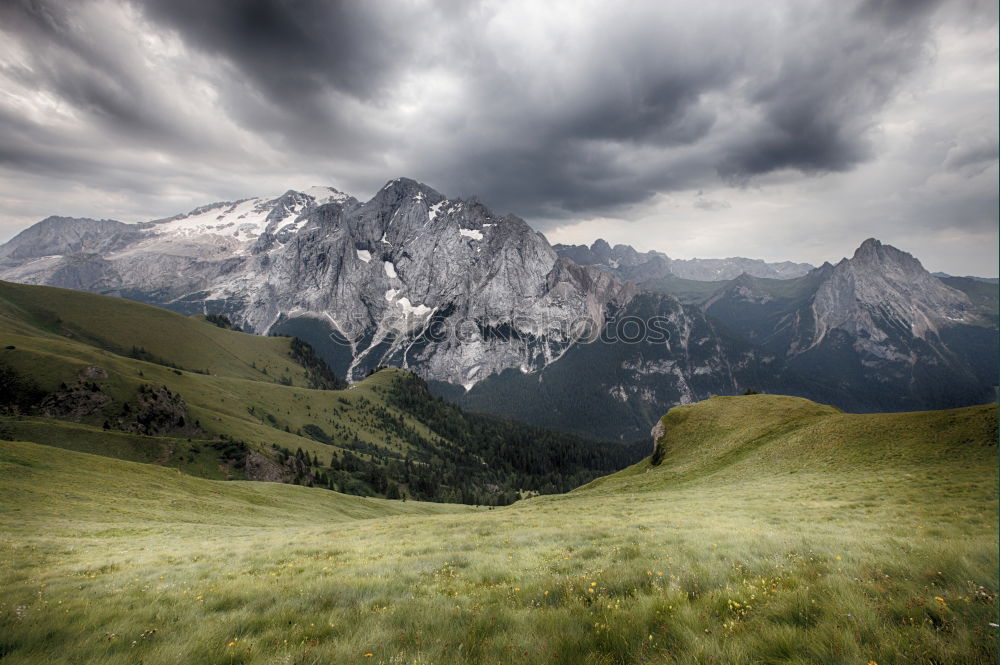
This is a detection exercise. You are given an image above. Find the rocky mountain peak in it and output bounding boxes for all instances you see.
[370,178,444,208]
[554,240,814,283]
[297,185,355,206]
[851,237,923,271]
[1,184,992,421]
[0,177,636,388]
[809,238,974,351]
[591,238,613,262]
[854,236,881,255]
[0,216,138,265]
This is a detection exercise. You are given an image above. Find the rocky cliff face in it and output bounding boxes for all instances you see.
[448,290,794,439]
[702,239,994,413]
[0,217,141,263]
[807,238,975,355]
[0,178,636,387]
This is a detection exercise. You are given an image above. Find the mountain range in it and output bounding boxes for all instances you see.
[554,238,815,282]
[1,177,995,438]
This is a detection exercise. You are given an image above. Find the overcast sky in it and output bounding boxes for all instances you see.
[0,0,996,275]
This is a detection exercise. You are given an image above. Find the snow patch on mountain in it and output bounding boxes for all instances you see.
[395,297,432,317]
[428,201,445,222]
[301,186,350,205]
[154,197,275,239]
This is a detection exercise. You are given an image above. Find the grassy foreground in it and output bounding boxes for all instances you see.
[1,395,997,664]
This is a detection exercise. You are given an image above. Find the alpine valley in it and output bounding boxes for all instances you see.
[0,178,995,439]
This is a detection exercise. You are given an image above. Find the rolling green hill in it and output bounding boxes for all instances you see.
[0,439,471,526]
[0,395,994,664]
[0,281,642,504]
[0,281,328,387]
[584,394,997,493]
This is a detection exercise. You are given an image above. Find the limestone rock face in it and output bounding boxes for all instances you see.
[0,178,637,386]
[650,419,666,451]
[698,238,994,416]
[807,238,974,355]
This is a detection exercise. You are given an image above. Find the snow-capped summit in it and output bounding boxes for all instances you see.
[299,185,352,206]
[0,179,633,386]
[147,186,358,244]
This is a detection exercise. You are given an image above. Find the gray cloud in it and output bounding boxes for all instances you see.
[120,0,956,213]
[1,1,190,144]
[137,1,418,102]
[718,2,940,180]
[0,0,995,274]
[944,135,999,174]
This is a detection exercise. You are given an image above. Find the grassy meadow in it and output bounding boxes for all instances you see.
[0,281,505,482]
[0,281,316,386]
[1,394,996,664]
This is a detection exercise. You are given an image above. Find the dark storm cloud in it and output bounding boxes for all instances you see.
[0,0,995,275]
[856,0,940,26]
[386,0,949,217]
[0,0,924,218]
[718,1,942,181]
[0,0,189,143]
[0,0,955,215]
[944,137,1000,173]
[136,0,418,102]
[0,106,93,177]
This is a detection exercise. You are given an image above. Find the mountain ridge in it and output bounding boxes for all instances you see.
[0,178,642,388]
[0,178,995,438]
[554,238,816,282]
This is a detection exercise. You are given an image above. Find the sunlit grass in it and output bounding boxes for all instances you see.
[1,396,996,664]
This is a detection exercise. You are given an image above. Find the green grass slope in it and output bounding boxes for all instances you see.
[0,281,316,386]
[0,439,470,526]
[0,396,995,665]
[587,394,997,490]
[0,321,431,478]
